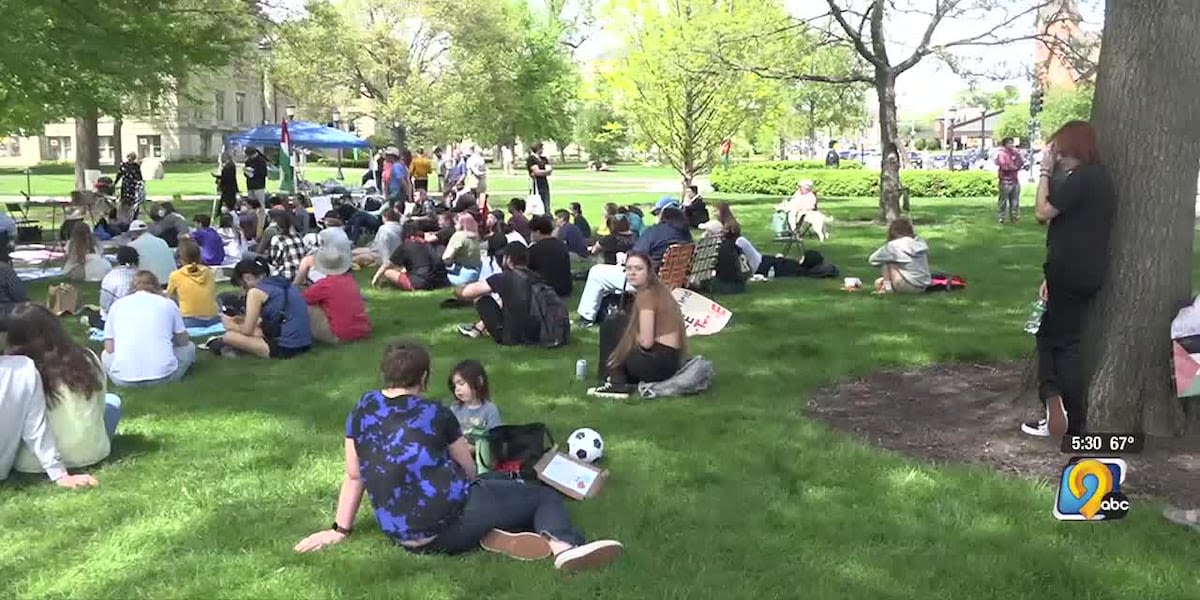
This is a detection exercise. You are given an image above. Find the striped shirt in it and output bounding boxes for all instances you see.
[99,266,137,318]
[269,233,308,281]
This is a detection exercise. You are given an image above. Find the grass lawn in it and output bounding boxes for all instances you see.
[1,179,1198,599]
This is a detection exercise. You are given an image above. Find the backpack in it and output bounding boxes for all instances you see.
[528,278,570,348]
[485,423,555,482]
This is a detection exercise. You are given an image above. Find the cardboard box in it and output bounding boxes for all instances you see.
[534,447,610,500]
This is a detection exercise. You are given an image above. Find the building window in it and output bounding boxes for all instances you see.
[193,104,204,122]
[235,92,246,124]
[43,136,73,161]
[0,136,20,158]
[200,131,212,158]
[99,136,115,164]
[137,135,163,159]
[214,91,226,122]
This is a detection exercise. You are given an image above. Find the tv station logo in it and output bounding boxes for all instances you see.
[1053,457,1130,521]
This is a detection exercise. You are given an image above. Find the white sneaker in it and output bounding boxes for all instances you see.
[554,540,624,572]
[1020,419,1049,437]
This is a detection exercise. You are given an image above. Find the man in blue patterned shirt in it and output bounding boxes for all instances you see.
[294,340,624,572]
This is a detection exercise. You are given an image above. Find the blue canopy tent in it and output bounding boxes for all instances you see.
[222,120,370,149]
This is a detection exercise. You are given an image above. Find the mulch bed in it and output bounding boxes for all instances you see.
[806,361,1200,507]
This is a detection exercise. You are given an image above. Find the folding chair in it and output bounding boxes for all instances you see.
[657,243,694,290]
[685,235,722,289]
[6,201,36,226]
[7,199,42,244]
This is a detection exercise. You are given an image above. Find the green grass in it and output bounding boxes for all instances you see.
[1,179,1198,599]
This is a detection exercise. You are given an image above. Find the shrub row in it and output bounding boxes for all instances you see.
[740,159,863,171]
[711,165,998,198]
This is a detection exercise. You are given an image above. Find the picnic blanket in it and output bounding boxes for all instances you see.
[16,266,65,281]
[87,322,225,342]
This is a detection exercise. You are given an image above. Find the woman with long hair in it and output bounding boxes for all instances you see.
[443,211,482,285]
[62,221,111,281]
[1020,120,1115,439]
[8,304,120,473]
[867,216,930,294]
[588,251,687,398]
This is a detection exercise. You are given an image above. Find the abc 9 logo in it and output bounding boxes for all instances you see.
[1097,492,1131,520]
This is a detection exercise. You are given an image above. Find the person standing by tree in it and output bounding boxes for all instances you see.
[1020,121,1115,439]
[112,152,143,219]
[995,137,1025,223]
[527,143,553,214]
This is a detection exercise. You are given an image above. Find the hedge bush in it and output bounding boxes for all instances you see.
[711,165,997,198]
[744,159,863,171]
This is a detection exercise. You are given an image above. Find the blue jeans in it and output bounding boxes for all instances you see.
[183,316,221,328]
[447,264,480,286]
[104,393,123,437]
[998,182,1020,221]
[420,479,585,555]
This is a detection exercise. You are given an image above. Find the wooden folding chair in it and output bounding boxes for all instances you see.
[685,235,722,289]
[657,243,694,290]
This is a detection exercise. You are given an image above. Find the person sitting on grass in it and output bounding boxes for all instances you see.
[128,219,177,284]
[507,197,532,243]
[218,212,246,263]
[148,202,191,247]
[1,354,99,488]
[0,243,28,330]
[442,212,482,286]
[210,257,312,360]
[528,215,572,298]
[448,359,502,452]
[553,209,591,260]
[588,251,687,399]
[8,303,121,474]
[294,227,352,286]
[62,221,111,282]
[352,208,402,267]
[97,246,138,329]
[103,271,197,387]
[569,202,592,239]
[268,210,308,282]
[166,239,220,328]
[700,220,751,295]
[190,214,225,266]
[590,214,636,266]
[594,203,619,237]
[575,206,691,328]
[372,221,449,292]
[303,241,371,346]
[455,242,542,346]
[867,216,930,294]
[293,340,624,571]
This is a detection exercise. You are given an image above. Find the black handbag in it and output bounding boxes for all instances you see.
[485,423,555,482]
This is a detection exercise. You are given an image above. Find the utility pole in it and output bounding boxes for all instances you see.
[1028,86,1044,183]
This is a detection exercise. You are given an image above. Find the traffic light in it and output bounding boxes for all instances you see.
[1030,88,1044,117]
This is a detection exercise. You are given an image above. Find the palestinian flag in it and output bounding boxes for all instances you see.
[279,119,295,193]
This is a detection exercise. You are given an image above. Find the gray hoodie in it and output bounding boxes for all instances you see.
[868,236,931,288]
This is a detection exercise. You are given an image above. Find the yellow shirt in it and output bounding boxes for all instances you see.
[166,264,218,318]
[411,155,433,179]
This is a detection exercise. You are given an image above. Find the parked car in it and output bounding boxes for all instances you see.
[907,151,924,169]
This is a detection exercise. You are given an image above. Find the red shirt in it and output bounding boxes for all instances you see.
[996,148,1024,184]
[302,273,371,342]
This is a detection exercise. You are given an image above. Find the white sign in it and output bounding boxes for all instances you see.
[671,288,732,336]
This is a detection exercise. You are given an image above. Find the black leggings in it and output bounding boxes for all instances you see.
[609,343,682,385]
[1036,287,1092,435]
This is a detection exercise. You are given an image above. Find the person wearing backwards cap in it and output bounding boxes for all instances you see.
[127,219,177,284]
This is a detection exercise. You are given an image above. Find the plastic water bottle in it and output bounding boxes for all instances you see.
[767,266,776,280]
[575,359,588,381]
[1024,299,1046,335]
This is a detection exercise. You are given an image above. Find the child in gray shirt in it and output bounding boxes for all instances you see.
[448,360,502,441]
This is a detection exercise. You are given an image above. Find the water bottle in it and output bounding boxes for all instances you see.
[767,266,776,280]
[1024,299,1046,335]
[575,359,588,381]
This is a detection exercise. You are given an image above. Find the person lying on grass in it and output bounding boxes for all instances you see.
[8,303,121,474]
[209,257,312,360]
[867,216,930,294]
[588,251,687,399]
[294,340,624,572]
[0,353,99,488]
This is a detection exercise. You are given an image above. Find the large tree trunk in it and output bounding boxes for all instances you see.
[1085,0,1200,435]
[111,118,123,167]
[73,106,101,190]
[875,69,902,222]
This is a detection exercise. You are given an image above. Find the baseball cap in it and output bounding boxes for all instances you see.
[652,196,681,215]
[385,146,400,157]
[129,220,148,232]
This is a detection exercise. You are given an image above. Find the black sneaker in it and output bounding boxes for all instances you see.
[587,380,633,399]
[203,337,225,356]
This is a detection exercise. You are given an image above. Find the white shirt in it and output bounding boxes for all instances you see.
[129,233,176,283]
[0,356,66,481]
[103,291,186,383]
[99,265,137,318]
[467,154,487,179]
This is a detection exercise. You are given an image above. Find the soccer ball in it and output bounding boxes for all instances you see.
[568,428,604,463]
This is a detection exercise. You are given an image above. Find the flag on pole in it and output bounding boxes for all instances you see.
[279,119,295,193]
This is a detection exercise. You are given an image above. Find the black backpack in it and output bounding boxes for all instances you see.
[486,423,555,482]
[528,279,570,348]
